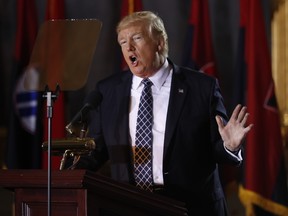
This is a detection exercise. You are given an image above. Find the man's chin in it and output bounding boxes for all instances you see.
[130,68,148,78]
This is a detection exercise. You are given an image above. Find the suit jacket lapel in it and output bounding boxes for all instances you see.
[114,73,133,144]
[163,63,188,158]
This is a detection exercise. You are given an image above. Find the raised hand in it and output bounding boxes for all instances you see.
[215,104,253,152]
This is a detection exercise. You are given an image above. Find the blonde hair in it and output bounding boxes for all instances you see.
[116,11,169,57]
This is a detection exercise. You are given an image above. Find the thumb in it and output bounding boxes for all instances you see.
[215,115,224,129]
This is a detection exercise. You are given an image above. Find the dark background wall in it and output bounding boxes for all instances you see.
[0,0,251,127]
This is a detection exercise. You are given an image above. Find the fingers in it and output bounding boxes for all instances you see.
[240,113,249,127]
[244,122,254,132]
[238,106,247,122]
[231,104,242,121]
[232,104,253,130]
[232,104,248,122]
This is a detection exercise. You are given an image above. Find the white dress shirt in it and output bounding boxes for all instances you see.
[129,59,172,184]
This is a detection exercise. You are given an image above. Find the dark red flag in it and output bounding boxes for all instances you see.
[183,0,217,77]
[239,0,288,215]
[6,0,42,169]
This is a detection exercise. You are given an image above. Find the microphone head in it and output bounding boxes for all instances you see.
[65,91,102,135]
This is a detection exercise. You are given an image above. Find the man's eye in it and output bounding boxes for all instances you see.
[133,35,142,41]
[120,40,126,46]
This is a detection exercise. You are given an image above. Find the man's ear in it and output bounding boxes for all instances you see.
[157,38,165,52]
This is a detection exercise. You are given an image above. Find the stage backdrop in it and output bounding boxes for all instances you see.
[1,1,287,216]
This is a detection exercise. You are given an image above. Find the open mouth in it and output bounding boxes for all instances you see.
[129,55,137,65]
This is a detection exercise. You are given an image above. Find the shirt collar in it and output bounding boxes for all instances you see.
[132,59,170,90]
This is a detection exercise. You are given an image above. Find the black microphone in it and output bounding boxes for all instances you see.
[66,91,102,134]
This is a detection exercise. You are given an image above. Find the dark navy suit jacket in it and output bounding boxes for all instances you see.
[86,59,240,215]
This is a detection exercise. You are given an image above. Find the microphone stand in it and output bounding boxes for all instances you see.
[42,84,60,216]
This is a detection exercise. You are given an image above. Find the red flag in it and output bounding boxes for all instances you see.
[6,0,42,169]
[239,0,288,215]
[120,0,143,70]
[42,0,66,170]
[184,0,217,77]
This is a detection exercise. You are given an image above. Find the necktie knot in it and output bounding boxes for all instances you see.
[142,78,152,88]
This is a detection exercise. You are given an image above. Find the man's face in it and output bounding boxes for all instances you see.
[118,23,163,78]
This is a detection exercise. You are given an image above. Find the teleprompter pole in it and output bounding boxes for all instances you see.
[42,85,60,216]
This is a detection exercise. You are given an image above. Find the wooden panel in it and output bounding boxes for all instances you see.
[15,188,86,216]
[0,170,188,216]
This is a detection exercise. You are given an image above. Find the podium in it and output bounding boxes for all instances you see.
[0,169,188,216]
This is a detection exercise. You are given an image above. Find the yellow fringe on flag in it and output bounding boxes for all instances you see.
[239,184,288,216]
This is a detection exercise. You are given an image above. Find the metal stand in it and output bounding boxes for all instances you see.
[42,84,60,216]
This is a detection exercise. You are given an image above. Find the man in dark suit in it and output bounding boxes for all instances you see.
[84,11,253,216]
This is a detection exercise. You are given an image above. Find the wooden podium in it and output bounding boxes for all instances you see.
[0,169,188,216]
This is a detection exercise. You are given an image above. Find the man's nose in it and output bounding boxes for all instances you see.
[126,41,135,51]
